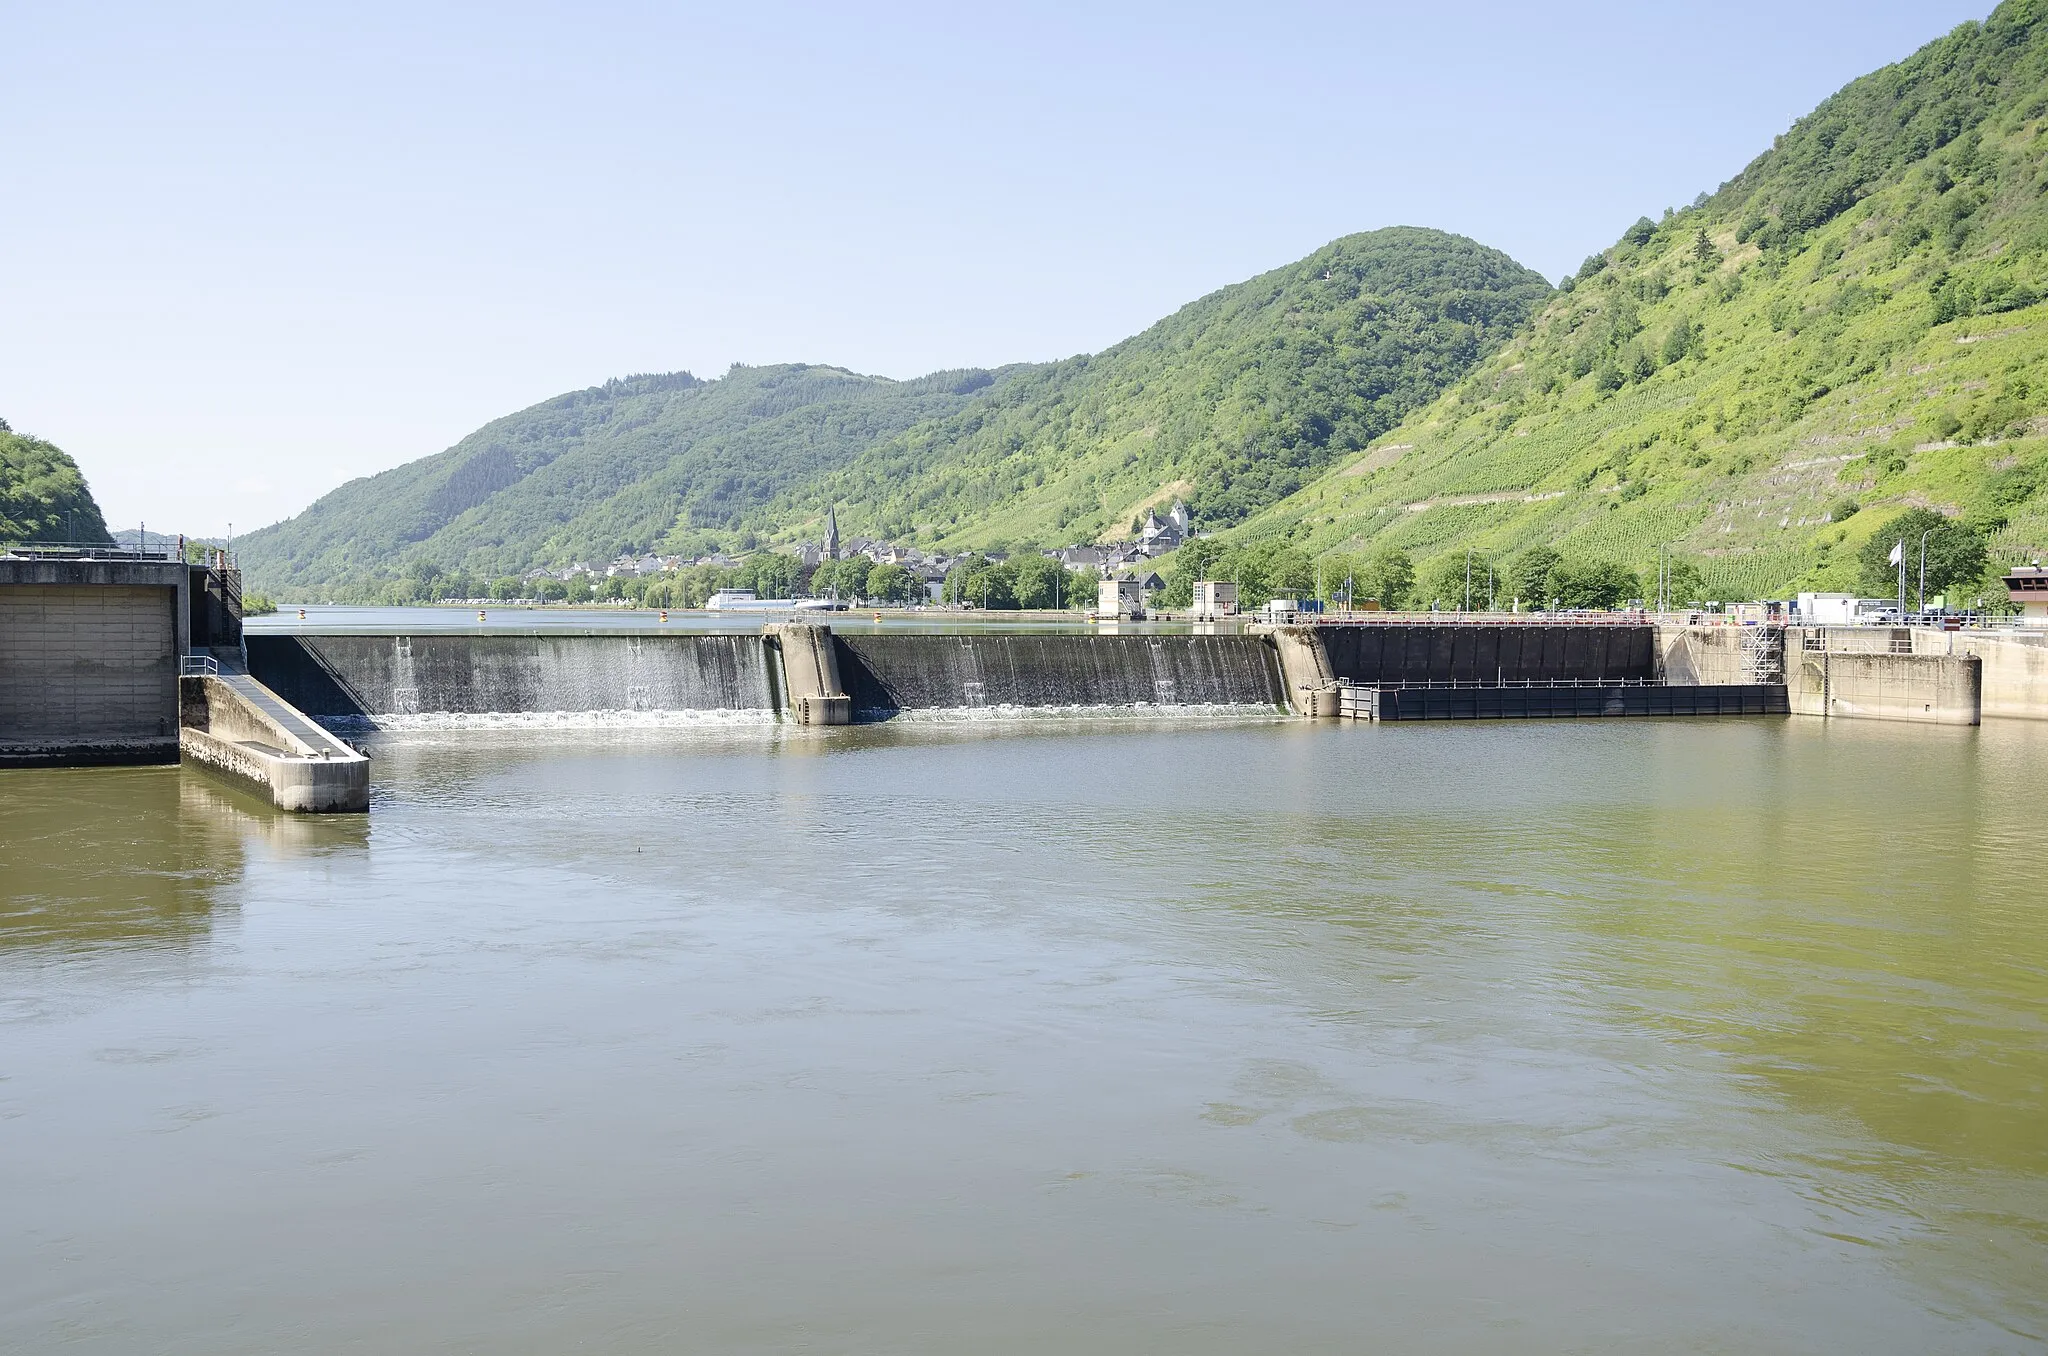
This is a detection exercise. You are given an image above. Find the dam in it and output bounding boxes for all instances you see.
[13,554,2043,817]
[241,618,1799,727]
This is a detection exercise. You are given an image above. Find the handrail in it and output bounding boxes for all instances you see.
[1335,675,1773,690]
[2,541,179,561]
[180,654,219,677]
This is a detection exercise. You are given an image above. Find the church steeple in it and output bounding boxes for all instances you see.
[824,505,839,560]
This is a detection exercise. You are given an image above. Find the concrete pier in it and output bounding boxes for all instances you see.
[1263,625,1341,716]
[180,672,370,812]
[765,623,850,725]
[1952,630,2048,720]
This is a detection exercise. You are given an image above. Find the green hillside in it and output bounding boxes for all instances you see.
[237,364,1025,598]
[1214,1,2048,608]
[0,419,112,544]
[786,228,1551,547]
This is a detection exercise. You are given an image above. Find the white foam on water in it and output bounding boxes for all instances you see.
[340,707,781,732]
[879,702,1287,723]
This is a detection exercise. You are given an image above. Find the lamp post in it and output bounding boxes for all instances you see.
[1464,548,1473,612]
[1918,527,1936,617]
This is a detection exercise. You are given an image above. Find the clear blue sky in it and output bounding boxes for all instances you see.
[1,1,1994,535]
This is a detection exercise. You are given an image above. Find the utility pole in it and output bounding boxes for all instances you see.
[1918,528,1936,616]
[1464,548,1473,612]
[1894,538,1907,617]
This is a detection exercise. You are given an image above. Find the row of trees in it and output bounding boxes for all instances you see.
[367,550,1099,610]
[1155,508,2007,615]
[940,554,1094,610]
[1161,537,1672,611]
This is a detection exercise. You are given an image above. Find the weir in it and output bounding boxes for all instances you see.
[247,633,779,721]
[228,620,2042,735]
[831,632,1287,714]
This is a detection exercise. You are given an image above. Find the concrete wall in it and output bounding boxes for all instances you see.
[0,559,189,765]
[1785,646,1980,724]
[1654,626,1773,685]
[1322,624,1657,686]
[1952,630,2048,720]
[180,674,369,811]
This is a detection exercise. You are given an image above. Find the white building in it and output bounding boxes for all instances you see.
[705,589,758,610]
[2004,564,2048,622]
[1191,580,1238,618]
[1097,576,1146,620]
[1795,592,1859,625]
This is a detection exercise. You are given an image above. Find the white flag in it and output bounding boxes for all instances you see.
[1888,541,1904,566]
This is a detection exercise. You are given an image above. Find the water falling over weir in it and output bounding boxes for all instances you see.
[832,633,1287,716]
[246,631,1289,726]
[248,634,782,725]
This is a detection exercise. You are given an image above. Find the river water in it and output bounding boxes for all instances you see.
[3,716,2044,1353]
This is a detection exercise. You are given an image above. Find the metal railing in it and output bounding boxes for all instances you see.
[2,540,178,561]
[1338,675,1690,691]
[180,654,219,677]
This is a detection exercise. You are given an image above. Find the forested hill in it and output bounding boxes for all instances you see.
[1229,1,2048,604]
[239,229,1549,599]
[0,420,112,544]
[789,228,1552,547]
[236,364,1027,598]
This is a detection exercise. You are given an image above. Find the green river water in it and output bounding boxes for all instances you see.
[3,716,2044,1352]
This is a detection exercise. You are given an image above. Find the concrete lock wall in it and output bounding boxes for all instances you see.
[0,562,189,766]
[1952,630,2048,720]
[1785,646,1981,724]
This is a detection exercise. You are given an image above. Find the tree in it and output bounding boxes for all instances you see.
[1509,546,1560,606]
[1660,319,1698,366]
[963,561,1018,609]
[1362,546,1415,609]
[1855,509,1987,600]
[865,562,914,604]
[1548,558,1640,610]
[1159,538,1226,607]
[1012,554,1078,609]
[563,576,595,604]
[1416,551,1497,610]
[1661,559,1708,606]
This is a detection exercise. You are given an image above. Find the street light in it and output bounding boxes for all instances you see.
[1918,527,1937,616]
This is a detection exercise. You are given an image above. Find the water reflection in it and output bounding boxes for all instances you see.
[2,717,2042,1352]
[0,765,367,955]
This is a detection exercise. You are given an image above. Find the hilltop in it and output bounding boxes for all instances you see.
[781,228,1551,547]
[236,364,1025,599]
[1218,1,2048,606]
[0,420,111,545]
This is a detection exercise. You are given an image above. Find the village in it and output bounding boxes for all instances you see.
[490,501,1198,609]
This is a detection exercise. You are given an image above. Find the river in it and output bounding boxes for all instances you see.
[3,716,2044,1353]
